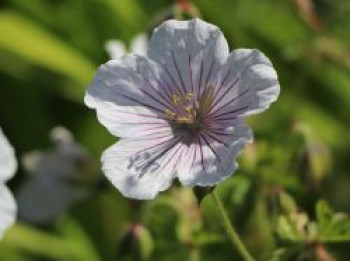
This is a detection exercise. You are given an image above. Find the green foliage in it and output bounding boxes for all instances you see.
[1,0,350,260]
[317,200,350,242]
[0,10,95,99]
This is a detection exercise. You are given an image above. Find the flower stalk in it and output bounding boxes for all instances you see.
[211,189,255,261]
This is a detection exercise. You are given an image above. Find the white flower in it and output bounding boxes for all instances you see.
[105,34,148,60]
[17,127,91,224]
[85,18,280,200]
[0,128,17,239]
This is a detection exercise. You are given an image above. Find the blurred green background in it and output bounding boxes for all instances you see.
[0,0,350,260]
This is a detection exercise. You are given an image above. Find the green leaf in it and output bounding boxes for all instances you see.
[267,247,301,261]
[279,191,298,214]
[316,201,350,242]
[142,198,180,242]
[103,0,147,38]
[276,215,303,242]
[0,10,95,99]
[316,200,334,228]
[3,223,79,260]
[58,217,101,261]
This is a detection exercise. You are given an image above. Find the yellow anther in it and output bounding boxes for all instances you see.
[177,116,194,124]
[166,92,197,125]
[184,106,193,114]
[184,93,193,101]
[171,94,181,105]
[165,109,176,119]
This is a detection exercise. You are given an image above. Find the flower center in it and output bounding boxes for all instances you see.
[165,92,202,136]
[164,87,216,142]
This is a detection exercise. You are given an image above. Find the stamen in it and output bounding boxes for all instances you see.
[171,94,181,105]
[184,106,192,114]
[184,93,193,101]
[165,109,177,120]
[165,92,197,127]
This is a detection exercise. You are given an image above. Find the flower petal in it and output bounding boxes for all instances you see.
[177,123,253,186]
[131,34,147,56]
[208,49,280,121]
[105,40,127,60]
[147,18,229,98]
[0,184,16,239]
[102,137,185,200]
[0,128,17,182]
[85,54,174,138]
[17,176,86,224]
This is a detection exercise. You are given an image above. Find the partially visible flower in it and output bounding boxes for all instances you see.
[85,18,280,200]
[105,34,148,60]
[0,128,17,239]
[17,127,93,224]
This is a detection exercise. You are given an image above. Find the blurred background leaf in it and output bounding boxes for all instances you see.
[1,0,350,260]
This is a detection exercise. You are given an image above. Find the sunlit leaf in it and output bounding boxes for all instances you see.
[0,10,95,99]
[316,201,350,242]
[58,217,101,261]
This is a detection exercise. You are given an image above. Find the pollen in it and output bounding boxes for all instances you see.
[165,109,177,120]
[165,92,197,126]
[184,93,193,101]
[171,94,181,105]
[184,106,192,113]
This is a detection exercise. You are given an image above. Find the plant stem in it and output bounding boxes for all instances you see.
[211,189,255,261]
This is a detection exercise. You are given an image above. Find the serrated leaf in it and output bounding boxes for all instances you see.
[276,215,303,242]
[316,200,334,228]
[316,201,350,242]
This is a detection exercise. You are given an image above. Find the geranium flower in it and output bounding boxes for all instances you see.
[0,128,17,238]
[17,127,92,223]
[85,18,280,200]
[105,34,147,60]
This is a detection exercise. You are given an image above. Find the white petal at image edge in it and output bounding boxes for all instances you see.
[0,184,16,239]
[0,128,17,182]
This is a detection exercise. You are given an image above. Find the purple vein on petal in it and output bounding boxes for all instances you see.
[190,142,198,171]
[202,56,215,95]
[135,86,170,111]
[207,74,241,114]
[197,50,204,99]
[138,72,174,108]
[101,67,169,111]
[198,135,210,178]
[171,50,188,95]
[131,136,179,157]
[118,93,165,114]
[207,88,250,118]
[200,133,222,163]
[163,64,186,97]
[188,54,194,94]
[133,131,174,140]
[203,131,230,147]
[153,141,185,176]
[110,121,168,126]
[112,109,166,119]
[136,134,185,176]
[208,104,250,122]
